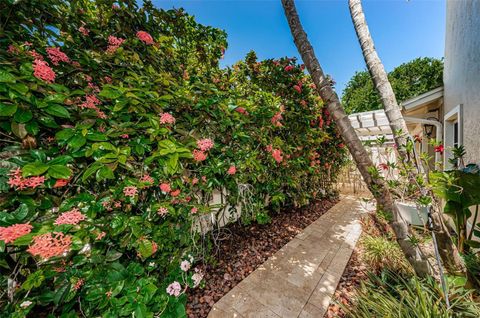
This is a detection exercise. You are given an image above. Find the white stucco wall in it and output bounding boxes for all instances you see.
[444,0,480,164]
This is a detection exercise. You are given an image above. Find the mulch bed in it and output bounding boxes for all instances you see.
[324,245,368,317]
[186,198,338,318]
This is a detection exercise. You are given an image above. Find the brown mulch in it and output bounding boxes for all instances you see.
[324,245,368,317]
[324,213,387,317]
[186,198,338,318]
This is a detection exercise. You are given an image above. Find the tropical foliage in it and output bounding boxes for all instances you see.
[0,0,346,316]
[342,57,443,114]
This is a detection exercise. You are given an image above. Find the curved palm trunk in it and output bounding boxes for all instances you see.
[281,0,432,277]
[348,0,465,275]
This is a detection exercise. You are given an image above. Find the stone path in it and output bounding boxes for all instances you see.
[208,196,372,318]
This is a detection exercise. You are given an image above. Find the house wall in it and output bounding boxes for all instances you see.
[444,0,480,164]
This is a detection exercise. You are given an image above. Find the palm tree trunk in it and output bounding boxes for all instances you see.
[281,0,432,277]
[348,0,465,275]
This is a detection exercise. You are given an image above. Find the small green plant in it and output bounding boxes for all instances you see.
[345,271,480,318]
[361,235,412,274]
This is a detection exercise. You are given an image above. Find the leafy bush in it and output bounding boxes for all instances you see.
[345,271,480,318]
[361,235,411,275]
[0,0,346,316]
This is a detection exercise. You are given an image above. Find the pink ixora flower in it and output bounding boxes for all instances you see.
[8,168,45,190]
[27,232,72,259]
[227,166,236,175]
[196,138,214,151]
[106,35,125,53]
[120,134,129,139]
[33,59,56,83]
[79,26,89,36]
[235,107,248,115]
[191,207,198,214]
[157,207,168,216]
[284,65,294,72]
[152,241,158,254]
[160,183,171,193]
[46,47,70,65]
[272,149,283,163]
[123,186,138,197]
[54,208,86,225]
[180,260,191,272]
[96,231,106,240]
[140,174,154,184]
[136,31,154,45]
[271,111,283,127]
[293,84,302,93]
[170,189,181,197]
[166,281,182,297]
[193,149,207,162]
[191,177,199,185]
[159,113,175,125]
[73,278,84,290]
[0,223,33,244]
[53,178,69,188]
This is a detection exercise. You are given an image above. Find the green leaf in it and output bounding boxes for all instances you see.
[44,104,70,118]
[138,240,154,258]
[49,155,73,165]
[68,135,86,149]
[55,129,75,141]
[22,162,49,177]
[48,165,72,179]
[22,270,45,290]
[82,162,102,182]
[0,70,16,83]
[25,120,40,135]
[99,86,122,99]
[14,108,33,123]
[10,82,29,94]
[96,166,115,181]
[0,103,17,116]
[86,132,108,141]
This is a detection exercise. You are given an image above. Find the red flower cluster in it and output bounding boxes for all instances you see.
[266,145,283,163]
[136,31,154,45]
[227,166,236,175]
[79,26,89,36]
[53,178,70,188]
[434,144,444,154]
[0,223,33,244]
[46,47,70,65]
[284,65,294,72]
[196,138,214,151]
[79,94,106,119]
[160,113,176,125]
[8,168,45,190]
[106,35,125,53]
[33,59,56,83]
[271,111,283,127]
[235,107,248,115]
[193,149,207,162]
[123,186,138,197]
[54,208,86,225]
[27,232,72,259]
[160,183,171,193]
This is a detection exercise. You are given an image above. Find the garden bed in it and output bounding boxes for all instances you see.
[186,198,338,317]
[325,237,367,317]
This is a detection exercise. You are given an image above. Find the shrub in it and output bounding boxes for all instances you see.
[361,235,412,274]
[345,271,480,318]
[0,0,346,316]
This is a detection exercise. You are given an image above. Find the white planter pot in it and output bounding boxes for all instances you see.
[395,201,429,226]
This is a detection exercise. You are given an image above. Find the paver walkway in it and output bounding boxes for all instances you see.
[208,196,372,318]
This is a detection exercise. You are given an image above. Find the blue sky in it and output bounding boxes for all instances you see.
[153,0,446,94]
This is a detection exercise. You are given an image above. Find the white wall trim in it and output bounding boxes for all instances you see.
[443,104,463,169]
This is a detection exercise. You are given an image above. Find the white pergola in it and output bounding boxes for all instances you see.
[348,109,394,142]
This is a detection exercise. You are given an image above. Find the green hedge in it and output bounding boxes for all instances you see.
[0,0,346,316]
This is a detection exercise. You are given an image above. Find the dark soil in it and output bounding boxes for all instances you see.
[186,198,338,318]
